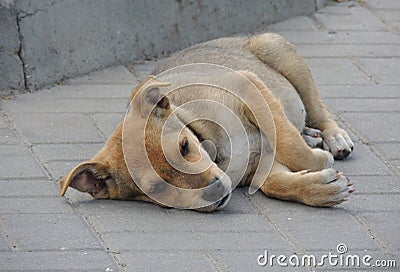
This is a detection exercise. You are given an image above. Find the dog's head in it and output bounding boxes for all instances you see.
[58,76,231,212]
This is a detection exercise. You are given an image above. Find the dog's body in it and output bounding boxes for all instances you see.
[59,33,354,212]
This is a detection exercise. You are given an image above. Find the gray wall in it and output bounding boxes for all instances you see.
[0,0,319,95]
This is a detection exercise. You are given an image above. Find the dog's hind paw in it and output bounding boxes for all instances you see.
[302,127,323,149]
[322,128,354,160]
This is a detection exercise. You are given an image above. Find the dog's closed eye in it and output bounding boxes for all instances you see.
[180,138,189,156]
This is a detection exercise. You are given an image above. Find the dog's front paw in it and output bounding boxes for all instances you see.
[302,168,354,207]
[322,128,354,160]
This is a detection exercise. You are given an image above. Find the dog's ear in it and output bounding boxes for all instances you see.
[58,161,110,197]
[140,78,171,118]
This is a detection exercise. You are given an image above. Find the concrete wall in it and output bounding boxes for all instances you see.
[0,0,320,95]
[0,1,25,92]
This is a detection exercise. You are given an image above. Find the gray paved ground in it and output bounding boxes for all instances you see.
[0,1,399,271]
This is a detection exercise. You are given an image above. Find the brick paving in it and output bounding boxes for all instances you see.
[0,1,399,271]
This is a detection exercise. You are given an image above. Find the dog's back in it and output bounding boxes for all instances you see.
[152,36,306,131]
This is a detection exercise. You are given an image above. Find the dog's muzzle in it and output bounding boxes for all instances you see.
[195,175,232,212]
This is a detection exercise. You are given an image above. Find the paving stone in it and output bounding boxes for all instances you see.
[249,182,400,214]
[33,143,103,162]
[15,84,135,99]
[66,65,139,85]
[71,196,166,216]
[359,212,400,251]
[212,251,309,272]
[267,16,317,31]
[90,113,124,137]
[249,190,330,214]
[324,98,400,113]
[297,44,400,58]
[0,197,74,214]
[266,211,380,251]
[0,145,46,179]
[45,160,83,179]
[388,159,400,175]
[374,9,400,21]
[102,230,289,252]
[342,112,400,143]
[386,20,400,33]
[315,6,387,31]
[1,213,102,251]
[0,179,58,197]
[125,59,163,80]
[62,187,95,203]
[88,213,271,234]
[333,141,392,176]
[339,194,400,212]
[0,233,10,252]
[2,98,127,113]
[72,187,257,216]
[322,2,355,14]
[117,252,214,272]
[305,58,371,85]
[10,113,103,144]
[366,0,400,9]
[348,175,400,194]
[278,30,400,45]
[0,251,118,271]
[318,85,400,99]
[0,116,8,128]
[373,143,400,160]
[0,127,19,144]
[357,58,400,84]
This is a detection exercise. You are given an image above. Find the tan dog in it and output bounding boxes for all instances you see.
[59,33,354,212]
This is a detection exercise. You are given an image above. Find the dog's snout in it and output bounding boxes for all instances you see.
[202,176,229,202]
[209,176,219,185]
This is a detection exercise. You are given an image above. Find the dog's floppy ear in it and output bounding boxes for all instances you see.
[58,161,110,196]
[140,78,171,118]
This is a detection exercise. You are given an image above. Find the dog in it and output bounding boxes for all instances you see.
[58,33,354,212]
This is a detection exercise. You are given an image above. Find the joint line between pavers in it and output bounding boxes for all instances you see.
[351,59,380,84]
[0,215,20,251]
[336,115,399,175]
[308,13,326,30]
[85,113,107,141]
[353,214,393,253]
[241,190,302,255]
[28,145,55,180]
[363,1,400,34]
[352,192,400,196]
[0,111,52,179]
[77,213,124,271]
[205,252,224,272]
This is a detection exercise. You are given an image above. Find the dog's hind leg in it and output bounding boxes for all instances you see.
[238,71,333,172]
[302,127,324,149]
[260,161,354,207]
[247,33,354,160]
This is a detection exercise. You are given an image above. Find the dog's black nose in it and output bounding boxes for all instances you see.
[209,177,219,185]
[202,177,227,202]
